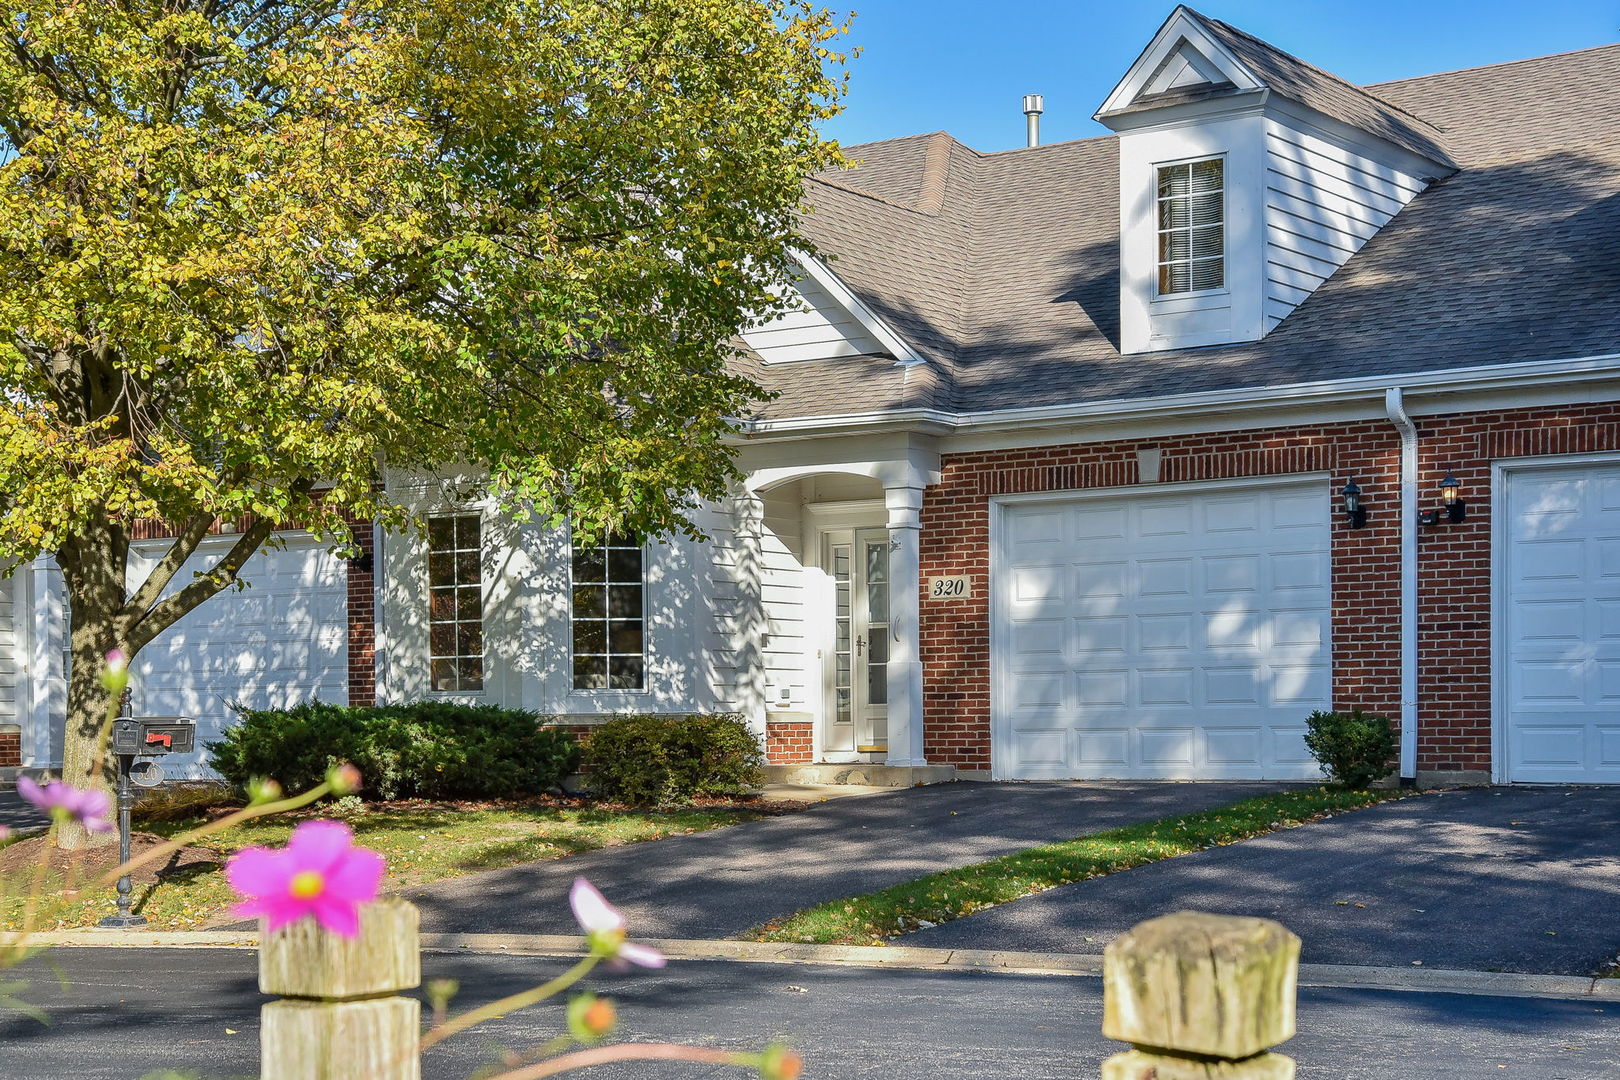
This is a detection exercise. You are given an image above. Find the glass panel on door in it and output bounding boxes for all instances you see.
[825,543,856,753]
[856,530,890,751]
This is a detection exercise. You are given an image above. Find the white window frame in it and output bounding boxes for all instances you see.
[567,531,650,693]
[426,513,485,693]
[1153,154,1227,299]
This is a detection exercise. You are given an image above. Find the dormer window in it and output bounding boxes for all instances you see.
[1156,158,1224,295]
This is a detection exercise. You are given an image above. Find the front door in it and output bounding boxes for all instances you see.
[824,528,890,756]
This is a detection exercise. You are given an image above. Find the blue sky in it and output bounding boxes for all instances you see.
[820,1,1620,151]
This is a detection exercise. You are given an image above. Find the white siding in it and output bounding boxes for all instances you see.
[759,489,809,710]
[0,574,17,727]
[1263,118,1429,330]
[742,273,884,365]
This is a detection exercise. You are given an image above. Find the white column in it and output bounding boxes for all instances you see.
[884,485,927,766]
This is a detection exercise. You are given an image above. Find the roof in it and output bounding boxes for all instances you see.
[739,31,1620,424]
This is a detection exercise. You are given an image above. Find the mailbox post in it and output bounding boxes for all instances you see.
[98,717,196,930]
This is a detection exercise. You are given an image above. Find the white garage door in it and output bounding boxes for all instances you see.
[1504,463,1620,784]
[130,536,349,779]
[994,480,1331,780]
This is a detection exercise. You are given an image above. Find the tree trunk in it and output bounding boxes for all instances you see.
[54,524,132,852]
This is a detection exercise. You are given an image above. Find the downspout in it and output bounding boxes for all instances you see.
[1384,388,1419,783]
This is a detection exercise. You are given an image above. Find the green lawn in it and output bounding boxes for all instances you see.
[746,786,1410,946]
[3,802,768,932]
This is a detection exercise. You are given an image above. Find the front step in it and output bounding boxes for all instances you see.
[762,763,957,788]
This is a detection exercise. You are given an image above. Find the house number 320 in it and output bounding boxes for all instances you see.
[927,575,972,600]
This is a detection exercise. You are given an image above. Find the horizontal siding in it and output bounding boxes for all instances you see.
[743,273,884,365]
[759,491,809,709]
[1264,117,1429,329]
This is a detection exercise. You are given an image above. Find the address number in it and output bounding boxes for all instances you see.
[927,575,973,600]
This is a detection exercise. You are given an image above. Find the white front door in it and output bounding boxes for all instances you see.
[1503,462,1620,783]
[129,536,350,779]
[994,479,1331,780]
[823,528,890,756]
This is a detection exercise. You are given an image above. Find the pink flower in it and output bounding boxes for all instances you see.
[17,776,114,833]
[569,877,665,969]
[226,820,385,937]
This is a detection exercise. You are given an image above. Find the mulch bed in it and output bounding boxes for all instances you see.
[0,831,223,888]
[178,791,810,823]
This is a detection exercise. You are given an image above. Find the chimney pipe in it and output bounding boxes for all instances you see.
[1022,94,1045,148]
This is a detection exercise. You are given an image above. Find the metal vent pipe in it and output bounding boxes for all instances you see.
[1022,94,1044,147]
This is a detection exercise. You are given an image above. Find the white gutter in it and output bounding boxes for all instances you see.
[737,352,1620,439]
[1384,388,1419,782]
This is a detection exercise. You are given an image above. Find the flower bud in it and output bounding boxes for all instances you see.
[100,649,130,694]
[759,1044,802,1080]
[327,763,362,796]
[425,978,459,1013]
[247,777,284,805]
[567,993,617,1043]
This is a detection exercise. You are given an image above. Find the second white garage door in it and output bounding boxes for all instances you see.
[994,479,1331,780]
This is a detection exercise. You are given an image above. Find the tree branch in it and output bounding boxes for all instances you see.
[123,510,218,617]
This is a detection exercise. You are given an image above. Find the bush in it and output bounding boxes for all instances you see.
[586,713,764,806]
[208,701,580,801]
[1304,709,1398,789]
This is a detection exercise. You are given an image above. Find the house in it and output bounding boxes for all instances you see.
[4,7,1619,787]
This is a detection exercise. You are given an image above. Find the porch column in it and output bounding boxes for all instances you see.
[884,484,927,766]
[28,554,66,768]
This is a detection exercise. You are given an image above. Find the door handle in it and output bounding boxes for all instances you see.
[856,636,865,657]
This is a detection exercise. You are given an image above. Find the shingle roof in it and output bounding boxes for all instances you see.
[741,32,1620,422]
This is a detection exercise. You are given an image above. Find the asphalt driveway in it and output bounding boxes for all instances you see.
[407,780,1287,938]
[904,786,1620,976]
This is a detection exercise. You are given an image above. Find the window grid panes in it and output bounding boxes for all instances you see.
[427,515,483,692]
[1156,158,1224,295]
[572,533,645,690]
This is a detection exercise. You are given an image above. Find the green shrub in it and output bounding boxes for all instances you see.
[208,701,580,801]
[1303,709,1398,789]
[586,713,764,806]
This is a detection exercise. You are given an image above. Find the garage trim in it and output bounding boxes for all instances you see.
[1491,451,1620,784]
[988,471,1331,781]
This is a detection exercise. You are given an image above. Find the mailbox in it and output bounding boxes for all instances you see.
[111,717,196,756]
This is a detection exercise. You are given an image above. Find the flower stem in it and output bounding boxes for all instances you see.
[476,1043,761,1080]
[419,953,601,1051]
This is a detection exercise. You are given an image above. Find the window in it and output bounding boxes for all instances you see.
[571,533,645,690]
[427,515,483,692]
[1156,158,1224,295]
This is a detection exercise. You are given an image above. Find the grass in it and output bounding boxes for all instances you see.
[746,786,1411,946]
[2,801,769,932]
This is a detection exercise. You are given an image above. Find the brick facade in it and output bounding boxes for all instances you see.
[0,726,20,769]
[346,524,378,707]
[765,719,814,764]
[914,403,1620,779]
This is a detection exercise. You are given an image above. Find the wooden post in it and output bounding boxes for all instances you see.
[1101,911,1301,1080]
[259,897,422,1080]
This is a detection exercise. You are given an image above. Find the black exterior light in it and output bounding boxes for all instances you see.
[1342,479,1367,529]
[1440,472,1466,523]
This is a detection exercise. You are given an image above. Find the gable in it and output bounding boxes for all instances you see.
[1096,8,1263,118]
[742,268,887,366]
[1140,39,1233,97]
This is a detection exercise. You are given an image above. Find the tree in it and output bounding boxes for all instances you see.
[0,0,847,846]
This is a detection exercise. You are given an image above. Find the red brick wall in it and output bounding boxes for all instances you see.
[917,403,1620,778]
[346,525,378,707]
[765,720,814,764]
[0,727,20,769]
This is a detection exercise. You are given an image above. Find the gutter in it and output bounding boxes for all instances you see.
[1384,388,1419,782]
[735,352,1620,440]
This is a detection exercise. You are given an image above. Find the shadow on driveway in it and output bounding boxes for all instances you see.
[408,781,1290,938]
[904,786,1620,975]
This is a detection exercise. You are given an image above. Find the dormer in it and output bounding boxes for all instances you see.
[1096,7,1456,354]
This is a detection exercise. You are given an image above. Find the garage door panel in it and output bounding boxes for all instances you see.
[129,539,348,780]
[996,482,1331,780]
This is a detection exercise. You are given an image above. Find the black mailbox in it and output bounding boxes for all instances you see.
[111,717,196,756]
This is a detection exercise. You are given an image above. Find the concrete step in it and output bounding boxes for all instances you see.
[762,763,957,788]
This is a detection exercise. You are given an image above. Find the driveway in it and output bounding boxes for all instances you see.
[904,786,1620,976]
[408,781,1287,938]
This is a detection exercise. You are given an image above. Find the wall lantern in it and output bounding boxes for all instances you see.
[1440,472,1467,523]
[1341,479,1367,529]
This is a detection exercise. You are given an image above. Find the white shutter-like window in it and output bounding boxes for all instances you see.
[1156,158,1224,295]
